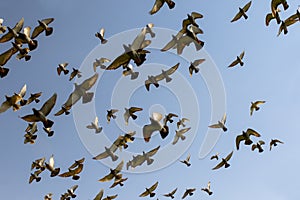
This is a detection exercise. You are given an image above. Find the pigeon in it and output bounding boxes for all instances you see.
[208,113,227,132]
[55,73,99,116]
[95,28,107,44]
[0,84,26,113]
[98,161,124,182]
[86,116,102,133]
[252,140,265,153]
[250,100,266,116]
[25,92,42,105]
[189,59,205,76]
[31,157,46,171]
[277,17,299,36]
[149,0,175,15]
[93,189,104,200]
[124,106,143,125]
[0,18,7,34]
[24,131,37,144]
[15,26,38,51]
[181,188,196,199]
[201,181,213,195]
[111,131,136,151]
[69,68,82,81]
[29,169,43,184]
[93,57,111,71]
[231,1,252,22]
[143,112,169,142]
[236,128,261,150]
[11,42,31,61]
[31,18,54,39]
[122,63,139,80]
[181,12,203,31]
[126,146,160,169]
[0,17,24,43]
[139,181,159,197]
[163,113,178,125]
[180,154,191,167]
[145,63,179,91]
[177,118,189,129]
[44,193,53,200]
[172,127,191,145]
[271,0,289,19]
[45,154,60,177]
[63,185,78,199]
[269,139,284,151]
[265,8,281,26]
[109,174,128,188]
[57,63,69,75]
[59,159,84,180]
[163,188,177,199]
[212,151,233,170]
[228,51,245,67]
[107,109,119,123]
[93,146,119,161]
[210,153,219,160]
[20,93,57,128]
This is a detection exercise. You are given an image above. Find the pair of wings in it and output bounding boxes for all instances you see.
[0,17,24,43]
[98,161,124,182]
[231,1,252,22]
[0,84,26,113]
[163,188,178,197]
[172,127,191,145]
[139,181,159,197]
[212,151,233,170]
[31,18,54,39]
[149,0,175,15]
[182,188,196,199]
[228,51,245,67]
[236,128,261,150]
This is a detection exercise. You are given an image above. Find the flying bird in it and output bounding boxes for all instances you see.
[93,57,111,71]
[61,185,78,199]
[109,174,128,188]
[177,118,189,129]
[59,158,84,180]
[98,161,124,182]
[269,139,284,151]
[31,157,46,171]
[163,188,177,199]
[228,51,245,67]
[126,146,160,169]
[236,128,261,150]
[149,0,175,15]
[25,92,42,105]
[31,18,54,39]
[189,58,205,76]
[252,140,265,153]
[57,63,69,75]
[15,26,38,51]
[139,181,159,197]
[210,153,219,160]
[201,181,213,195]
[277,17,299,36]
[271,0,289,18]
[180,154,191,167]
[122,63,139,80]
[45,154,60,177]
[265,8,281,26]
[95,28,107,44]
[143,112,169,142]
[29,169,43,184]
[208,113,227,132]
[20,93,57,128]
[44,193,53,200]
[250,100,266,116]
[182,12,203,31]
[172,127,191,145]
[69,68,82,81]
[0,84,26,113]
[111,131,136,151]
[212,151,233,170]
[86,116,102,133]
[55,73,99,116]
[124,106,143,125]
[107,109,119,123]
[181,188,196,199]
[163,113,178,125]
[145,63,179,91]
[231,1,252,22]
[93,146,119,161]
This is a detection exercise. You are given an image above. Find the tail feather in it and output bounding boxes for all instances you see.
[45,27,53,36]
[0,67,9,78]
[43,119,54,128]
[131,72,139,80]
[131,114,137,120]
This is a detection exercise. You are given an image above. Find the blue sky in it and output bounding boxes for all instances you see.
[0,0,299,199]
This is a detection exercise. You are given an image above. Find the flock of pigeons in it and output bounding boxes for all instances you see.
[0,0,293,199]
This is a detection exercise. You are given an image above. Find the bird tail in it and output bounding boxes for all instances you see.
[36,177,41,182]
[20,99,27,106]
[180,135,186,140]
[50,168,60,177]
[25,55,31,61]
[150,193,156,198]
[43,119,54,128]
[165,76,172,82]
[63,69,69,75]
[101,38,108,44]
[154,83,159,88]
[0,67,9,78]
[160,125,169,139]
[131,72,139,80]
[45,27,53,36]
[112,155,118,162]
[131,114,137,120]
[28,40,38,51]
[222,126,228,132]
[166,0,175,9]
[147,158,154,165]
[72,175,80,180]
[225,163,230,168]
[34,99,40,103]
[13,103,21,111]
[194,67,199,73]
[82,92,94,104]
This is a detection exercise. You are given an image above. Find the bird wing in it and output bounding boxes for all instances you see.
[208,123,221,129]
[59,170,74,177]
[239,51,245,60]
[93,151,109,160]
[161,35,177,52]
[192,58,205,66]
[246,128,261,137]
[139,190,150,197]
[94,189,104,200]
[255,100,266,105]
[178,127,191,135]
[231,11,243,23]
[172,134,180,145]
[265,13,274,26]
[228,58,239,67]
[212,160,225,170]
[106,53,131,70]
[0,46,17,66]
[123,110,130,125]
[115,160,124,173]
[225,151,233,161]
[18,84,27,97]
[149,181,159,192]
[40,93,57,116]
[143,122,160,142]
[191,11,203,19]
[0,99,11,113]
[149,0,164,15]
[129,106,143,113]
[243,1,252,12]
[13,17,25,32]
[146,146,160,157]
[236,135,245,150]
[62,90,81,108]
[98,173,114,182]
[80,73,99,91]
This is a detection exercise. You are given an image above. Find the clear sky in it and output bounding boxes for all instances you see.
[0,0,299,199]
